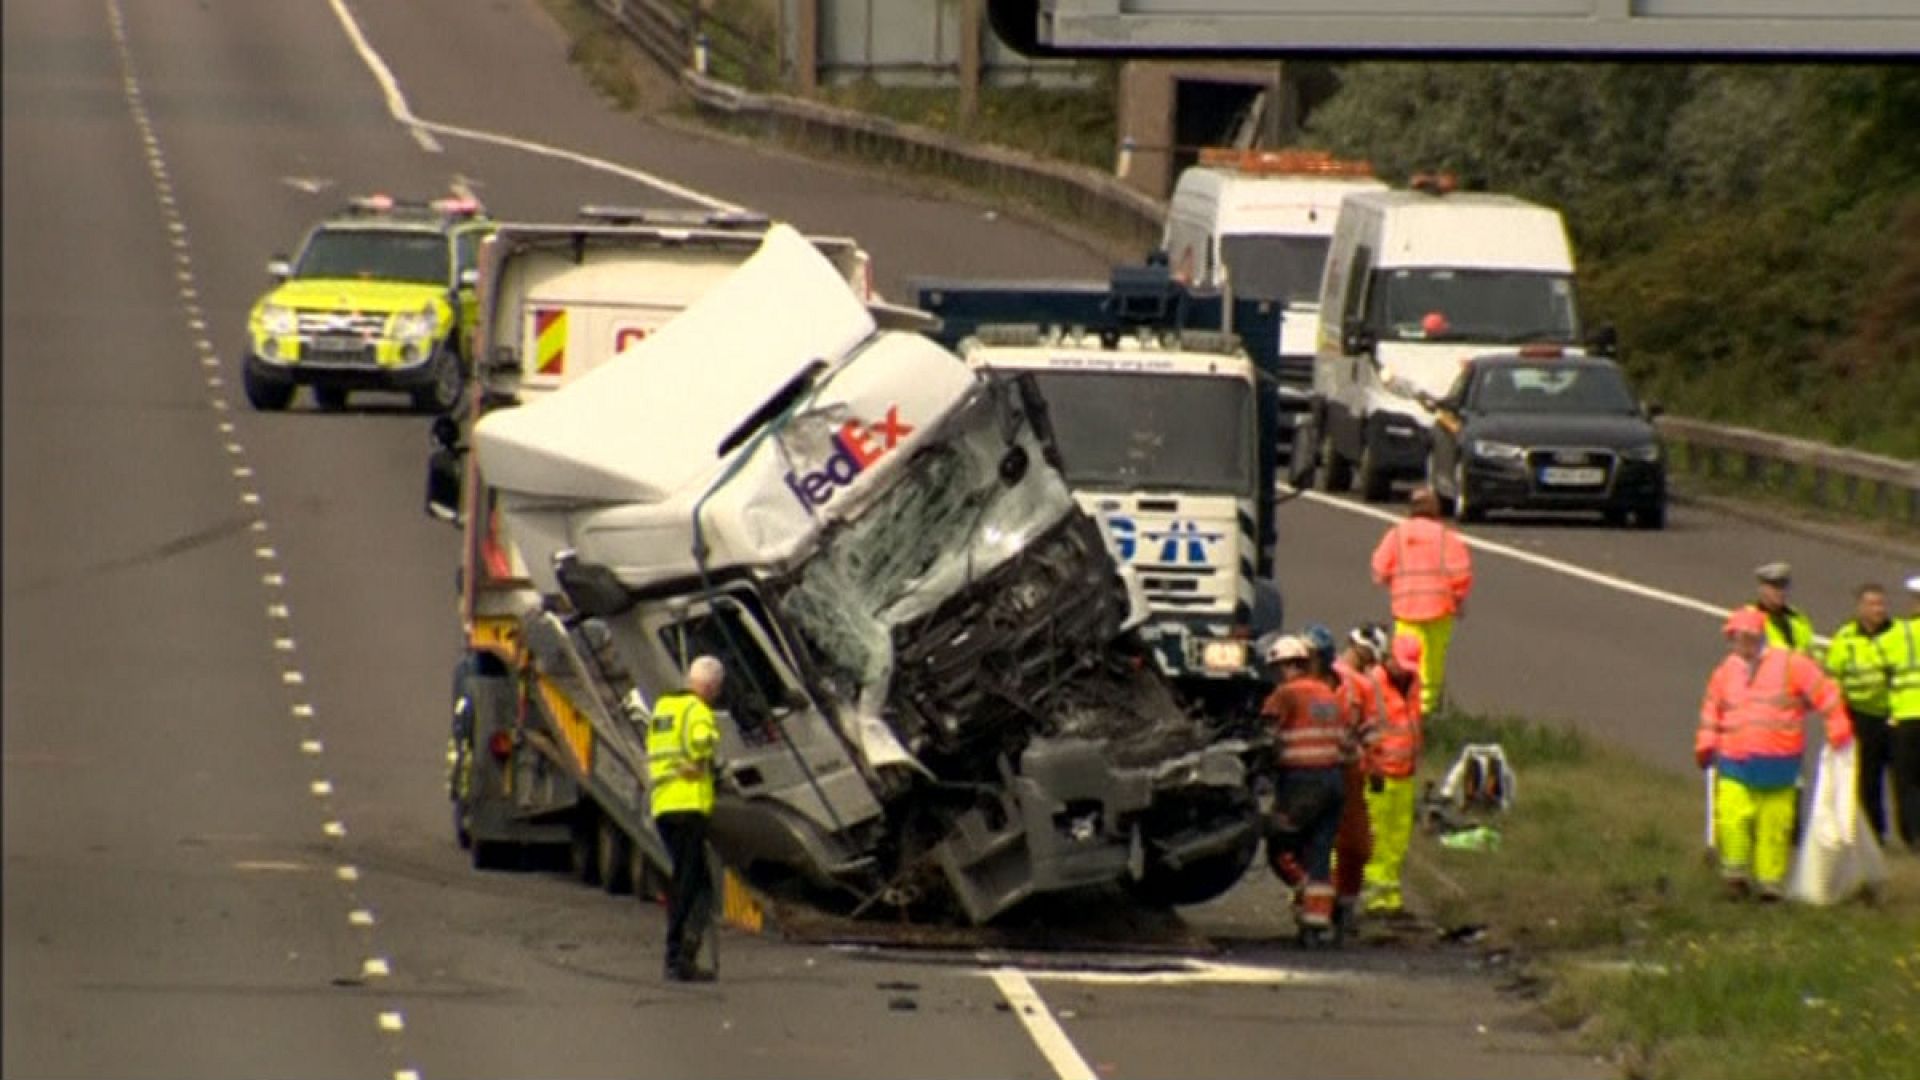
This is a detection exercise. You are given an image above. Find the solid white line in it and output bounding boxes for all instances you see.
[1295,490,1731,622]
[989,969,1097,1080]
[322,0,441,152]
[321,0,738,209]
[1017,958,1355,988]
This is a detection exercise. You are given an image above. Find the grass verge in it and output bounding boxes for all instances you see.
[1411,709,1920,1080]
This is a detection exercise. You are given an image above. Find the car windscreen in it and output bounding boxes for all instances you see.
[296,229,449,284]
[1219,234,1329,306]
[1371,268,1580,344]
[1472,364,1638,414]
[1027,371,1254,495]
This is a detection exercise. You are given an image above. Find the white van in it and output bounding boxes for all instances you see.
[1162,149,1386,383]
[1310,182,1591,501]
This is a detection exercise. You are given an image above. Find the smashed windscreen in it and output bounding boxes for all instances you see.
[1371,268,1580,344]
[297,228,450,284]
[1219,234,1330,306]
[780,381,1075,699]
[1027,372,1254,496]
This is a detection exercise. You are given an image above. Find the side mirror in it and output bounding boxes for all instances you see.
[1587,324,1619,357]
[424,446,464,525]
[552,550,634,618]
[458,267,479,289]
[1342,321,1376,355]
[267,256,292,282]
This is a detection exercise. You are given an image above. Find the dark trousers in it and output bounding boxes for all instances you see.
[1266,767,1346,887]
[1855,712,1891,841]
[655,811,713,975]
[1893,721,1920,850]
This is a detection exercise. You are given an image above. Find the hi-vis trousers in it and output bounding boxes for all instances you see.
[1394,615,1453,714]
[1713,775,1797,888]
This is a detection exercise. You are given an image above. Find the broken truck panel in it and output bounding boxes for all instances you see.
[471,225,1260,924]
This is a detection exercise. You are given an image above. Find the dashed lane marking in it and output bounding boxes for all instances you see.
[349,910,376,927]
[362,957,390,978]
[378,1012,405,1033]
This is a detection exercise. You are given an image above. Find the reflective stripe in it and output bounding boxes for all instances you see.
[1888,618,1920,720]
[1826,623,1891,714]
[1698,648,1842,759]
[1368,667,1421,778]
[1268,679,1347,769]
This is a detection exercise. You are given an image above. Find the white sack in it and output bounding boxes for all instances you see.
[1786,743,1889,906]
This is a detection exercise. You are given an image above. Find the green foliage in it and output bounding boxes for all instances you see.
[1306,64,1920,459]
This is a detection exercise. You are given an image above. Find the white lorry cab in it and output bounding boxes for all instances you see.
[433,225,1265,925]
[1310,180,1594,502]
[957,329,1276,716]
[1162,149,1385,391]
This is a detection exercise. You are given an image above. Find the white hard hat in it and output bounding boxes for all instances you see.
[1265,635,1311,665]
[1905,573,1920,595]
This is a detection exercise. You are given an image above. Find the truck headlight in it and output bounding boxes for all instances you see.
[1471,439,1525,462]
[390,306,438,341]
[1199,639,1248,673]
[1621,443,1662,463]
[257,304,297,336]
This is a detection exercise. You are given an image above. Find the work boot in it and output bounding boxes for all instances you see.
[1757,882,1785,904]
[1333,896,1360,941]
[1722,877,1752,902]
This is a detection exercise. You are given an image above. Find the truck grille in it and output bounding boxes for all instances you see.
[295,310,386,336]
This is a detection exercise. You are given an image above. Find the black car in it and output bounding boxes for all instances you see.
[1425,349,1667,528]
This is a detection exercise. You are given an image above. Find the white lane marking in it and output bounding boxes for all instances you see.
[322,0,737,209]
[268,603,290,619]
[396,1069,421,1080]
[321,0,441,152]
[989,969,1098,1080]
[363,957,390,978]
[1297,491,1730,622]
[262,571,284,586]
[378,1011,405,1033]
[322,821,348,838]
[255,546,276,559]
[1015,959,1358,988]
[233,860,309,873]
[301,739,324,755]
[218,421,234,433]
[226,442,244,454]
[274,637,297,652]
[233,466,253,479]
[350,909,376,927]
[291,703,314,718]
[250,520,269,533]
[336,865,360,882]
[311,780,333,796]
[282,670,306,686]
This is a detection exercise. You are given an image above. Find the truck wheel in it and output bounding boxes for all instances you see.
[1316,429,1352,493]
[1126,832,1260,908]
[411,346,464,414]
[243,363,294,411]
[1358,442,1393,503]
[596,815,634,895]
[571,810,603,887]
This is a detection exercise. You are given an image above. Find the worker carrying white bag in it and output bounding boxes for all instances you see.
[1786,742,1889,906]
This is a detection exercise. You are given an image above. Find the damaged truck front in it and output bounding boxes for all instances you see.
[471,226,1262,923]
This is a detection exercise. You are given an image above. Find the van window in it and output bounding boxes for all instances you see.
[658,598,789,746]
[1368,269,1580,345]
[1219,235,1330,306]
[1341,244,1374,327]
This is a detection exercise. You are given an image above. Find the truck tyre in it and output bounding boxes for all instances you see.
[1357,441,1393,503]
[243,363,294,412]
[412,345,464,414]
[313,386,349,412]
[596,815,634,895]
[1127,832,1260,908]
[1316,429,1351,493]
[571,810,603,887]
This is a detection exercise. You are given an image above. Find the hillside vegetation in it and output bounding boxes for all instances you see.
[1304,64,1920,460]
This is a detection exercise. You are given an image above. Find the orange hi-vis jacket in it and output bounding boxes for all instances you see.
[1332,661,1384,765]
[1368,666,1424,779]
[1264,676,1348,770]
[1371,517,1473,622]
[1697,647,1853,763]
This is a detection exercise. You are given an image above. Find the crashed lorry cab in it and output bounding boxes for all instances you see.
[1310,183,1603,502]
[446,226,1262,924]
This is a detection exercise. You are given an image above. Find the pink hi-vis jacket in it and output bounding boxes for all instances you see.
[1371,518,1473,621]
[1697,647,1853,762]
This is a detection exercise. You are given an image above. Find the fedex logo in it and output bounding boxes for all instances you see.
[1105,515,1224,565]
[784,406,915,509]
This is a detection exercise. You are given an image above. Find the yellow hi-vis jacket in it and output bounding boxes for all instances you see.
[647,692,719,817]
[1747,603,1816,657]
[1825,619,1892,717]
[1882,617,1920,724]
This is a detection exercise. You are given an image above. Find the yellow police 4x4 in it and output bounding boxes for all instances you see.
[242,196,493,413]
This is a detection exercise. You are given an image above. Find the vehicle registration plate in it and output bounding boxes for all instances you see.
[313,334,365,353]
[1539,466,1605,486]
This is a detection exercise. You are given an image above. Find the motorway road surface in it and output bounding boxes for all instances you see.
[3,0,1910,1077]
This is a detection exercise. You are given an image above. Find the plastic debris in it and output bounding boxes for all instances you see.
[1438,826,1502,852]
